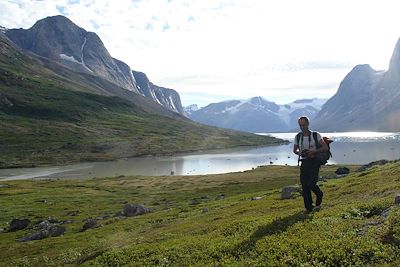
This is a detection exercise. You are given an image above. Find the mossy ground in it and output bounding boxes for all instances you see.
[1,163,399,266]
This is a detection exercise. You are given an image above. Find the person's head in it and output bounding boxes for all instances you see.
[298,116,310,133]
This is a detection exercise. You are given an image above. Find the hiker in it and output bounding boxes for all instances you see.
[293,116,328,212]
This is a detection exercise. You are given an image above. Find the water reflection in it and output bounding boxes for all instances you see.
[0,132,399,180]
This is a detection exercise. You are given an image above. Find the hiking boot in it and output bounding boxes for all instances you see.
[304,206,314,214]
[316,192,323,207]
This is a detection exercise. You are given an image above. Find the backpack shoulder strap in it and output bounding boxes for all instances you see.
[296,132,302,145]
[313,131,320,149]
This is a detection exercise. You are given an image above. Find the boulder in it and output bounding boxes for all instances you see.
[356,160,397,172]
[9,218,30,232]
[48,225,66,237]
[123,204,150,217]
[335,167,350,175]
[81,219,98,231]
[281,186,300,199]
[215,194,225,200]
[190,199,201,205]
[19,225,65,242]
[395,193,400,205]
[66,211,79,216]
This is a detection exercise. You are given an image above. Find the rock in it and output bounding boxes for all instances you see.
[190,199,201,205]
[61,220,73,225]
[48,225,66,236]
[95,215,109,220]
[37,220,51,229]
[81,219,98,231]
[202,208,209,213]
[381,207,392,218]
[123,204,150,217]
[356,159,397,172]
[251,196,263,201]
[0,184,10,188]
[47,217,59,224]
[19,230,48,242]
[281,186,300,199]
[9,218,30,232]
[335,167,350,175]
[66,211,79,216]
[19,225,65,242]
[395,193,400,205]
[215,194,225,200]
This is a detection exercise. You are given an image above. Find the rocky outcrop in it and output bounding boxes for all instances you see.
[4,15,185,115]
[313,37,400,132]
[132,71,184,114]
[335,167,350,175]
[122,204,150,217]
[281,186,301,199]
[19,225,65,242]
[5,16,138,93]
[9,218,30,232]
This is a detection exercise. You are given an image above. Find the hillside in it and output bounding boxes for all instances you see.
[0,162,399,266]
[313,37,400,132]
[4,15,184,114]
[0,34,283,168]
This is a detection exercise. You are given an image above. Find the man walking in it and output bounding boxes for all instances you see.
[293,116,328,212]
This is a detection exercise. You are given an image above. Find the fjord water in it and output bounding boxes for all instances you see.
[1,132,399,180]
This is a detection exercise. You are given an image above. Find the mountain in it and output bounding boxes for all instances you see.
[187,97,327,132]
[313,38,400,132]
[183,104,199,116]
[132,71,183,114]
[0,23,284,168]
[4,15,184,114]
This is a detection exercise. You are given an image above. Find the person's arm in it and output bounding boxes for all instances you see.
[293,144,300,155]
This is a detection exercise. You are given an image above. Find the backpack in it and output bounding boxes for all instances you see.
[296,132,333,165]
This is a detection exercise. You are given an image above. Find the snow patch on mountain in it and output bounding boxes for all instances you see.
[186,97,328,132]
[278,98,326,125]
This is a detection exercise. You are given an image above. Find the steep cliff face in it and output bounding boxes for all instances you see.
[132,71,184,114]
[313,37,400,132]
[5,15,184,115]
[5,16,138,93]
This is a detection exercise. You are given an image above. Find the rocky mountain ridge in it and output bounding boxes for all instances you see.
[4,15,184,114]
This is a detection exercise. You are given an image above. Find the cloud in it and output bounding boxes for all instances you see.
[1,0,400,107]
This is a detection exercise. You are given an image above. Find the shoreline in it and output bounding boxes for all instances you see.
[0,141,289,170]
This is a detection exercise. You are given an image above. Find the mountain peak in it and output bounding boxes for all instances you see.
[34,15,76,27]
[351,64,374,73]
[389,37,400,75]
[5,15,185,115]
[0,26,7,33]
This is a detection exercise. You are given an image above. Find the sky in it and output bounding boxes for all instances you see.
[1,0,400,107]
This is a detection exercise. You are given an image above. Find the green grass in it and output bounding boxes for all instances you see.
[1,163,400,266]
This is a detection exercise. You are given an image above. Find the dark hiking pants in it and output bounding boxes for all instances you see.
[300,159,323,211]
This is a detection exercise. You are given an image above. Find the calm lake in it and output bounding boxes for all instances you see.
[1,132,399,180]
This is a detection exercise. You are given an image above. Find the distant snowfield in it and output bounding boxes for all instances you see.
[187,97,329,131]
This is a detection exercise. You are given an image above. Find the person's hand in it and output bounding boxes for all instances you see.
[307,150,316,157]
